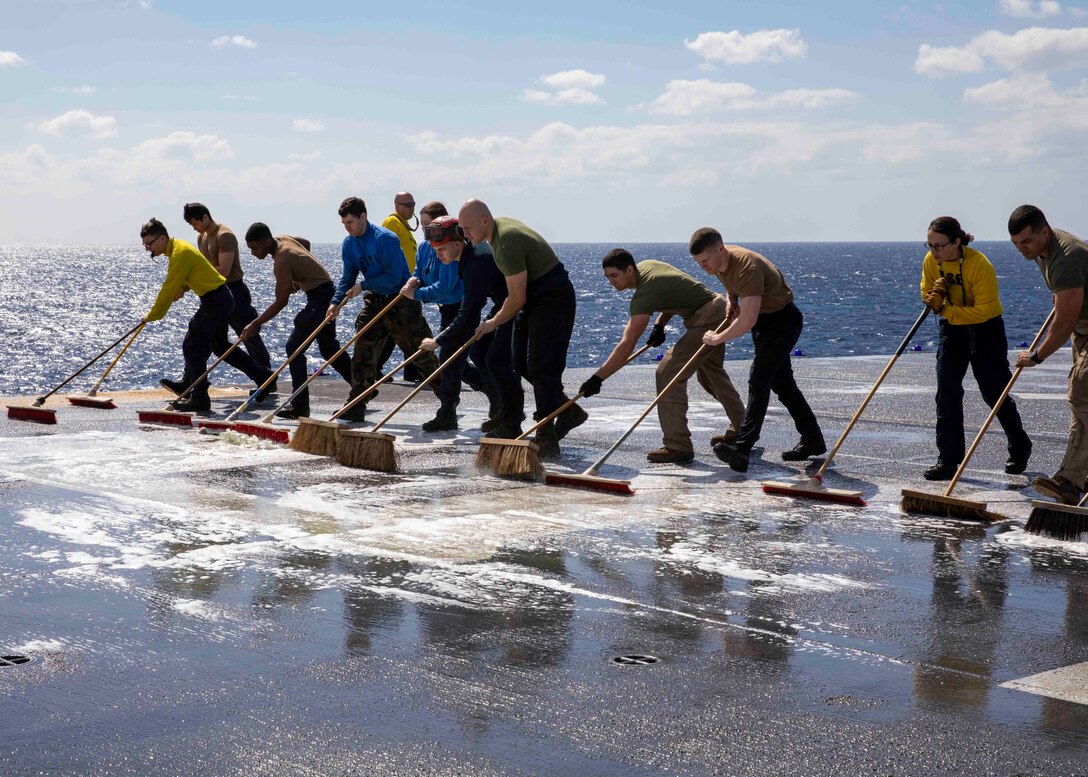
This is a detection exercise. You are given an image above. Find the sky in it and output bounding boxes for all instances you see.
[1,0,1086,243]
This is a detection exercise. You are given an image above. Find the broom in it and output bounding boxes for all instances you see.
[901,308,1056,521]
[230,293,404,443]
[546,321,734,494]
[68,322,146,409]
[7,320,144,424]
[137,336,248,427]
[1025,491,1088,541]
[476,344,653,480]
[336,335,479,472]
[762,307,932,506]
[290,348,426,455]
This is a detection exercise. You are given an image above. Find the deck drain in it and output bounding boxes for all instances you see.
[612,654,659,666]
[0,655,33,667]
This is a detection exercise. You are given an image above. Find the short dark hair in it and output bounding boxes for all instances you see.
[245,222,273,243]
[1008,205,1049,235]
[928,216,973,246]
[602,248,636,271]
[688,227,723,256]
[182,202,210,222]
[338,197,367,218]
[420,201,448,219]
[140,217,168,239]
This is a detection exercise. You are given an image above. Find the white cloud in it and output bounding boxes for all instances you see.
[211,35,257,49]
[999,0,1065,17]
[134,130,233,162]
[292,118,325,133]
[916,26,1088,77]
[288,150,322,161]
[540,69,606,90]
[53,84,96,94]
[521,87,604,105]
[223,94,258,101]
[0,51,26,67]
[37,110,117,139]
[649,79,858,116]
[685,29,808,65]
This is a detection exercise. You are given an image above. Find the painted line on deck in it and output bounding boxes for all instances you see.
[1000,661,1088,706]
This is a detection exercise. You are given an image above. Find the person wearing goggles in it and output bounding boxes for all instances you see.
[458,199,580,458]
[409,215,524,438]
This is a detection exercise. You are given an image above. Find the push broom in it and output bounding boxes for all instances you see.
[1025,491,1088,541]
[136,337,248,427]
[336,335,479,472]
[761,307,932,506]
[476,344,653,480]
[901,308,1055,521]
[290,348,426,456]
[7,320,144,424]
[229,293,405,443]
[545,320,732,495]
[68,322,146,409]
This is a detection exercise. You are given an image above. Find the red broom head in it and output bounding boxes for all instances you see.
[760,482,866,506]
[67,397,117,409]
[544,472,636,495]
[6,405,58,424]
[232,422,290,445]
[137,411,193,427]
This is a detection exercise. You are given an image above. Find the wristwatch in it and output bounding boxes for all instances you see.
[1030,351,1044,364]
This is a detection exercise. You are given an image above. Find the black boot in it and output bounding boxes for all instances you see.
[276,401,310,420]
[531,420,560,459]
[422,402,458,432]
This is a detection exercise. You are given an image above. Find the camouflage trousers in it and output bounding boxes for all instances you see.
[350,291,440,400]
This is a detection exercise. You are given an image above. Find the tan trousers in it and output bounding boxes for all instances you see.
[1057,319,1088,487]
[655,295,746,453]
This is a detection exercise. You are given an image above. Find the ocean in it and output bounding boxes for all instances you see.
[0,241,1052,397]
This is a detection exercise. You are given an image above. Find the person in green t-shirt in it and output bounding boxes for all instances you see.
[1009,204,1088,505]
[578,249,744,463]
[459,199,579,458]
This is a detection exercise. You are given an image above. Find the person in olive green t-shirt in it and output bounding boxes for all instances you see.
[459,199,578,458]
[1010,204,1088,505]
[139,218,274,413]
[579,250,745,463]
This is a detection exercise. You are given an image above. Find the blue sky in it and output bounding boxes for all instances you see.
[1,0,1086,243]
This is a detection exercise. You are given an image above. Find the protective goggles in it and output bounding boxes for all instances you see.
[423,217,463,246]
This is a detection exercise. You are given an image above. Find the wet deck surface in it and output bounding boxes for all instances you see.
[2,349,1088,776]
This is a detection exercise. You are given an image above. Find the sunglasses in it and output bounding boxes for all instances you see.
[396,200,416,208]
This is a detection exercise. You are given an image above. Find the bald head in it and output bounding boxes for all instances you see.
[393,191,416,221]
[458,199,494,244]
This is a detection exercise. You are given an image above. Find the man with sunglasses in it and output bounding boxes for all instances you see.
[406,215,521,435]
[140,218,275,412]
[327,196,440,423]
[459,199,580,458]
[380,192,423,382]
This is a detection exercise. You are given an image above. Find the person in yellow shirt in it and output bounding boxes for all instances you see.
[919,216,1031,480]
[380,191,422,381]
[140,218,275,412]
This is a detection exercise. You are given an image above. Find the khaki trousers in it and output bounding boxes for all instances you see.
[655,295,745,453]
[1057,319,1088,487]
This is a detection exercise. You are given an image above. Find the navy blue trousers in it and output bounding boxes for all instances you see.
[513,264,576,420]
[227,279,271,370]
[182,285,270,399]
[287,282,352,406]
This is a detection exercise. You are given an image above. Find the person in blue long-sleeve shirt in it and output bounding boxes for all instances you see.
[402,202,490,431]
[327,196,440,422]
[413,215,524,438]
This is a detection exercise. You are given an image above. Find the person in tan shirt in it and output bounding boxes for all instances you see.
[688,227,825,473]
[183,202,271,373]
[241,223,354,418]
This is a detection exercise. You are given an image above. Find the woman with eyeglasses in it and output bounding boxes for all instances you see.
[919,216,1032,480]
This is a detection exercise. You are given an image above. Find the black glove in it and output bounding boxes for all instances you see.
[646,323,666,348]
[579,375,604,397]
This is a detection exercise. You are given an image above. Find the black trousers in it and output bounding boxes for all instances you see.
[287,282,352,406]
[936,316,1031,463]
[734,303,823,451]
[182,285,270,399]
[512,264,576,420]
[471,317,522,421]
[436,302,485,406]
[227,280,271,370]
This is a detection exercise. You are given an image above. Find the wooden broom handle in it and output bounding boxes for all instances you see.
[582,318,731,476]
[331,348,425,420]
[87,322,146,396]
[944,307,1056,496]
[174,336,248,402]
[245,292,402,422]
[815,307,931,478]
[517,343,654,440]
[36,320,145,404]
[370,335,480,432]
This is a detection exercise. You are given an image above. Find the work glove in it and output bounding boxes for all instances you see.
[929,277,949,299]
[579,375,604,398]
[924,291,946,313]
[646,323,667,348]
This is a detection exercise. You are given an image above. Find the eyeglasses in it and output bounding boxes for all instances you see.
[923,241,952,251]
[142,234,164,249]
[396,201,415,208]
